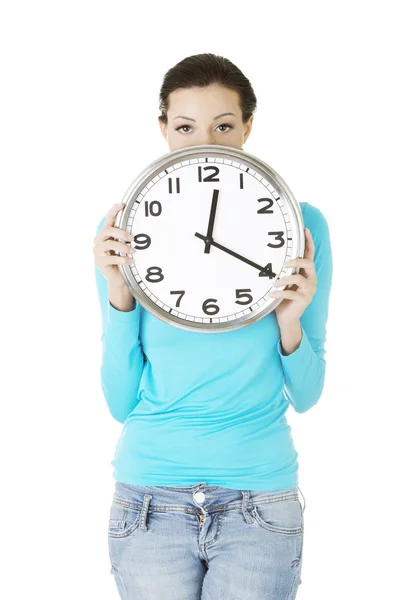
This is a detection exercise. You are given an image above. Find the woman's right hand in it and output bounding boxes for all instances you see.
[93,202,136,291]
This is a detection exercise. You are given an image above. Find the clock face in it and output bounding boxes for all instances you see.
[117,145,304,333]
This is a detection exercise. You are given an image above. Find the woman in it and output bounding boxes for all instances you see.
[93,53,333,599]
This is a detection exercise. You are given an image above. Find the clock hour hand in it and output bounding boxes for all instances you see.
[194,232,275,277]
[204,189,219,254]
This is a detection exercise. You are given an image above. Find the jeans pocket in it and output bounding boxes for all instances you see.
[108,500,141,539]
[252,497,303,535]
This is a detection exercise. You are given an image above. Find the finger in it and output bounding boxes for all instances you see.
[103,225,134,243]
[94,227,133,250]
[97,253,135,267]
[303,228,315,262]
[94,203,125,244]
[102,203,126,238]
[269,289,302,300]
[277,270,317,288]
[274,274,306,289]
[93,239,137,257]
[273,282,316,297]
[283,257,315,279]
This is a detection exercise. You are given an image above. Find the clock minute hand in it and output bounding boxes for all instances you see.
[194,232,271,276]
[204,189,219,254]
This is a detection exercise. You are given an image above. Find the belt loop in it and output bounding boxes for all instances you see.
[140,494,152,531]
[241,490,255,524]
[298,486,306,513]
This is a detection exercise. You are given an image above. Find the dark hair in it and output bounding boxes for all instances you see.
[158,53,257,125]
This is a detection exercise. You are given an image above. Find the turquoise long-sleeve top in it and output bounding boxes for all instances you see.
[94,201,333,491]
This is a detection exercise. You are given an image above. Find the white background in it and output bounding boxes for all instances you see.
[1,1,398,598]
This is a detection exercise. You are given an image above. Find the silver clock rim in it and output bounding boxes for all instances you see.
[114,144,305,334]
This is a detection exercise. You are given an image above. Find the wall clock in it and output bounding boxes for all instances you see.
[114,144,305,333]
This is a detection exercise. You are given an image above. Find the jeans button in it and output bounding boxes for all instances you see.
[194,491,206,504]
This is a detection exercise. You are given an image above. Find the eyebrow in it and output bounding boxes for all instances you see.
[173,112,236,122]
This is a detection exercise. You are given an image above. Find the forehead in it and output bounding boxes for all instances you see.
[168,85,241,117]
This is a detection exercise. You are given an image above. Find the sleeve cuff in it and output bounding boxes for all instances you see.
[276,325,310,362]
[108,299,139,323]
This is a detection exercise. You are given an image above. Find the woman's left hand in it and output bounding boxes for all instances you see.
[270,228,317,328]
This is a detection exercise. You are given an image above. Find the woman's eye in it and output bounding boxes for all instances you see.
[217,124,232,132]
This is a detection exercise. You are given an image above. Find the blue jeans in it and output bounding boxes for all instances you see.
[108,481,306,599]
